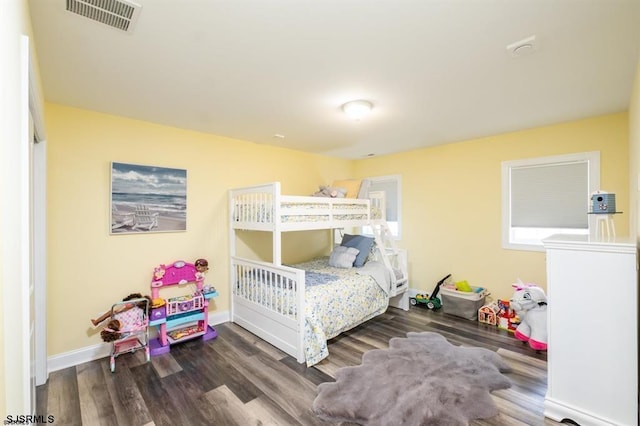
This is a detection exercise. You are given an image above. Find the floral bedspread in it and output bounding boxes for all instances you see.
[297,258,388,366]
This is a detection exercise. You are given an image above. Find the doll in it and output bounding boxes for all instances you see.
[91,293,150,342]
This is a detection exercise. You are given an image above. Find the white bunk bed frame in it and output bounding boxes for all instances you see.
[229,182,409,363]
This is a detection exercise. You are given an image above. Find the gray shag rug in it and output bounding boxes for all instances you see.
[313,332,512,425]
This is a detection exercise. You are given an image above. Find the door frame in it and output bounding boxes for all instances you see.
[7,34,48,415]
[28,36,48,387]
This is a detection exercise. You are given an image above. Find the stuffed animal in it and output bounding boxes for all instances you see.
[509,283,548,351]
[311,185,347,198]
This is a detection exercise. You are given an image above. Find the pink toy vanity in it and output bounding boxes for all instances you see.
[148,260,218,356]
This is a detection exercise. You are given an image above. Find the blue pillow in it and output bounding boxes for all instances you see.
[340,234,375,267]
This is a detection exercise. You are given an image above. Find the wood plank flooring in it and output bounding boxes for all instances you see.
[37,307,560,425]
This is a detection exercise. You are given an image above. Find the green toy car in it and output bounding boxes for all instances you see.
[409,274,451,310]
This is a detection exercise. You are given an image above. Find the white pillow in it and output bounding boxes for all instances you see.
[329,246,360,268]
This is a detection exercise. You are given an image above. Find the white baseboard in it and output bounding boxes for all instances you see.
[47,310,231,374]
[47,342,112,373]
[408,287,419,297]
[544,396,620,426]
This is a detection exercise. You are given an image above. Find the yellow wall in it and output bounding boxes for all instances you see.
[45,103,353,356]
[355,113,629,301]
[46,105,631,354]
[47,102,630,355]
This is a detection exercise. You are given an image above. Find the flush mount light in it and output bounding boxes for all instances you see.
[342,100,373,120]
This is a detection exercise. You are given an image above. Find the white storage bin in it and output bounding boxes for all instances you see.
[440,287,486,320]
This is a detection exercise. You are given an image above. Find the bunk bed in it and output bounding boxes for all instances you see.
[229,181,409,366]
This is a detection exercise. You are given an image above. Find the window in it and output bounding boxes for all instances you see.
[502,151,600,251]
[362,175,402,239]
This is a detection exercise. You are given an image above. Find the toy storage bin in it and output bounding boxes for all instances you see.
[441,287,486,321]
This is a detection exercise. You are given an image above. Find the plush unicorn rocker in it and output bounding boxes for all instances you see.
[509,282,548,351]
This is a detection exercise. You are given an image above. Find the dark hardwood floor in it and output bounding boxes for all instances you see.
[37,307,560,425]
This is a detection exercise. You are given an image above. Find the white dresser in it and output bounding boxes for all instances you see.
[544,235,638,426]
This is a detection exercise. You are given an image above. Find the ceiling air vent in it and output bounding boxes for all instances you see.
[66,0,142,33]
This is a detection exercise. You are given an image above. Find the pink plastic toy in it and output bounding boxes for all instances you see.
[104,297,150,373]
[149,259,218,356]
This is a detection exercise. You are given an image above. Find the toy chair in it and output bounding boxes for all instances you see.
[104,297,150,372]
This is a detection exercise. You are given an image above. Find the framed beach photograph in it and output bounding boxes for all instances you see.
[110,162,187,234]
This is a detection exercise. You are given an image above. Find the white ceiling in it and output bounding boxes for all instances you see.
[29,0,640,159]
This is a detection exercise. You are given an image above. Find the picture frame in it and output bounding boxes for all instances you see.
[110,162,187,234]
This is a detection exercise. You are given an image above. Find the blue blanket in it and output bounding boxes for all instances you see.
[305,271,339,287]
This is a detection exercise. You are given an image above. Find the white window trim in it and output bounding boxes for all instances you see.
[362,174,402,240]
[502,151,600,252]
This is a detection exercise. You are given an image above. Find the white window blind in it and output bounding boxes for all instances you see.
[511,162,588,229]
[502,151,600,251]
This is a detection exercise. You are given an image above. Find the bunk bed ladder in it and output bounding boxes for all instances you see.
[370,220,408,296]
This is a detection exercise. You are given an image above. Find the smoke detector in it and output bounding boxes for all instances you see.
[66,0,142,33]
[506,35,539,57]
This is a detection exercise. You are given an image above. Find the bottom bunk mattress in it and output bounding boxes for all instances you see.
[235,256,390,366]
[299,257,389,366]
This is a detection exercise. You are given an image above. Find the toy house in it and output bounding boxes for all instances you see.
[478,302,500,326]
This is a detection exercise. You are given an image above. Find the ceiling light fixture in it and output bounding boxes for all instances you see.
[342,100,373,120]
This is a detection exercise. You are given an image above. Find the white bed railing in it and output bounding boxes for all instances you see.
[230,182,370,232]
[230,256,306,362]
[230,182,277,229]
